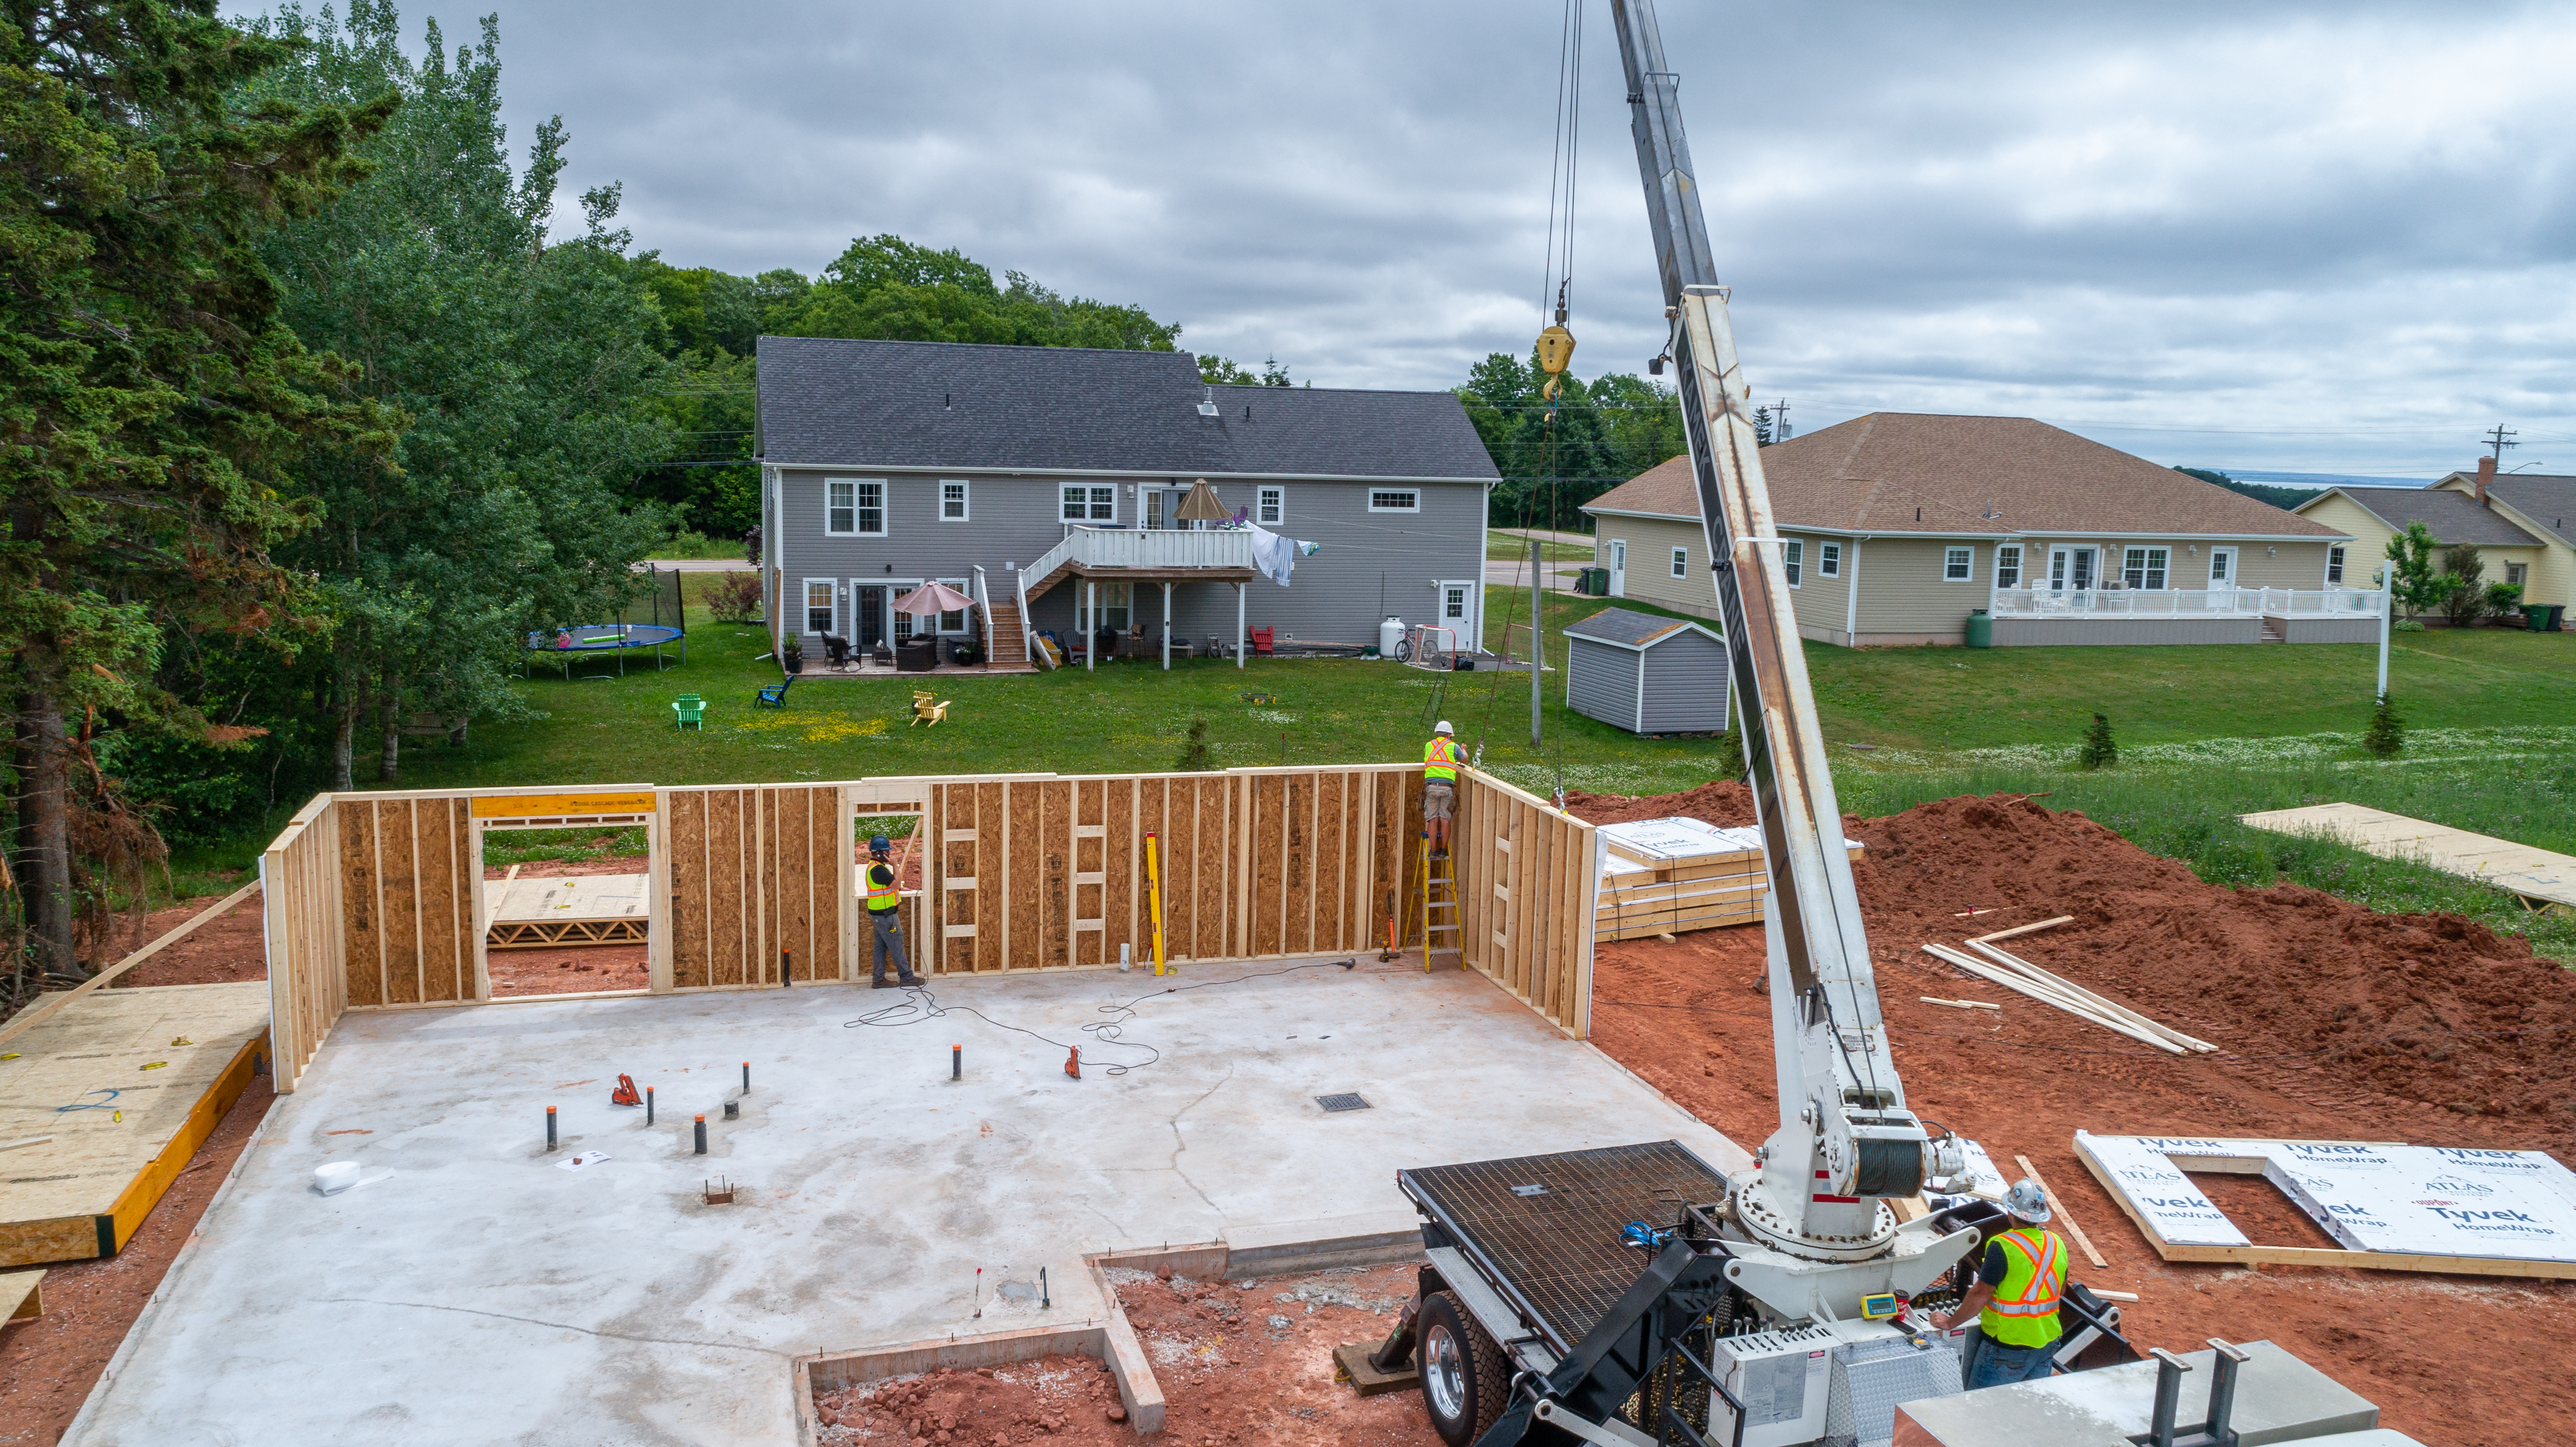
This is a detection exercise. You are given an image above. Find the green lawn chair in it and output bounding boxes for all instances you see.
[672,693,705,730]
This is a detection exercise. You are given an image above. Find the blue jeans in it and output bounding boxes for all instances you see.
[1962,1326,2059,1389]
[870,911,915,983]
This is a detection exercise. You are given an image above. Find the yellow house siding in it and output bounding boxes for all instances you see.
[2230,540,2340,588]
[2430,481,2574,607]
[1855,537,1989,644]
[1591,514,1724,623]
[1780,531,1856,645]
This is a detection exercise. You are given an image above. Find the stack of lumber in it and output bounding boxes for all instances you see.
[1919,918,2215,1055]
[1594,818,1864,943]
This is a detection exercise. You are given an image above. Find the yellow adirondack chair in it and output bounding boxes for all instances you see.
[910,690,950,727]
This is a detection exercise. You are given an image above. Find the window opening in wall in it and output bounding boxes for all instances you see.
[1443,583,1470,622]
[1670,546,1689,579]
[938,576,969,633]
[940,480,969,521]
[804,579,835,636]
[1995,545,2022,588]
[1783,540,1803,587]
[2121,546,2168,589]
[2506,561,2528,589]
[2207,547,2234,585]
[828,479,854,534]
[1943,546,1973,582]
[1076,582,1133,635]
[1062,485,1115,522]
[1368,489,1420,513]
[1258,486,1283,524]
[2326,545,2345,584]
[1819,542,1841,578]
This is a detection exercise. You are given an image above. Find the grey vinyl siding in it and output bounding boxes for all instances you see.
[1637,632,1731,733]
[1991,617,2260,646]
[771,468,1486,649]
[2277,616,2378,643]
[1565,638,1644,733]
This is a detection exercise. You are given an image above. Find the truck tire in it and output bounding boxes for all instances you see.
[1418,1290,1507,1447]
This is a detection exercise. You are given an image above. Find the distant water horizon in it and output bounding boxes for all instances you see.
[2195,468,2440,490]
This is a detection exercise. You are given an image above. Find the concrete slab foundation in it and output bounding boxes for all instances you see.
[1894,1339,2379,1447]
[66,957,1742,1445]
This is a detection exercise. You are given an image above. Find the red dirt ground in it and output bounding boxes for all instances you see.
[1570,786,2576,1447]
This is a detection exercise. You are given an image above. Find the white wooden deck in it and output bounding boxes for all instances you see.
[2238,803,2576,911]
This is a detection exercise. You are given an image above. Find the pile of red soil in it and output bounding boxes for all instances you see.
[93,878,268,990]
[814,1359,1127,1446]
[1109,1264,1435,1447]
[1561,780,1755,828]
[1574,786,2576,1446]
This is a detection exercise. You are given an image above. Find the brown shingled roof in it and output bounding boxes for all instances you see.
[1583,413,2345,539]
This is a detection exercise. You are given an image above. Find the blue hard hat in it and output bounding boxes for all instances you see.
[870,834,891,853]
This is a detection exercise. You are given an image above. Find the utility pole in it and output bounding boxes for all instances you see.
[1773,398,1793,442]
[1529,537,1544,748]
[2484,424,2519,461]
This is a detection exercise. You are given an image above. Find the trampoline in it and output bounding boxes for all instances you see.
[524,623,686,680]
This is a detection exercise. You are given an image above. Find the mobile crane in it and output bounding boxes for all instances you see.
[1356,3,2139,1443]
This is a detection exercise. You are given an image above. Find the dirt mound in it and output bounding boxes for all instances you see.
[814,1358,1126,1445]
[1560,780,1755,828]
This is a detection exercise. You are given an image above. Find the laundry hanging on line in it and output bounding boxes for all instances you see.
[1244,522,1319,586]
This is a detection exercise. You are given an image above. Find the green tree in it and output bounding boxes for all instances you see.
[1454,352,1683,530]
[2,0,397,977]
[2361,693,2405,758]
[248,1,676,787]
[2438,544,2488,628]
[779,234,1179,351]
[2078,713,2118,770]
[2381,522,2455,619]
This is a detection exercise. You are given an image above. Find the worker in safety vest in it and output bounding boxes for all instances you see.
[865,834,919,989]
[1931,1178,2067,1388]
[1422,721,1461,859]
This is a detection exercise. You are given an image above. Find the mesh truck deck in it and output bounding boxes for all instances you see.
[1399,1140,1732,1354]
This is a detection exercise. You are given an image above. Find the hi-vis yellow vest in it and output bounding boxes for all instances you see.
[866,861,901,913]
[1423,737,1460,783]
[1980,1227,2066,1348]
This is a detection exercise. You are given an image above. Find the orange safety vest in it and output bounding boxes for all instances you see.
[1979,1227,2066,1348]
[866,861,901,913]
[1423,736,1460,783]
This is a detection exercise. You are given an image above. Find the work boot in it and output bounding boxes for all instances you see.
[871,978,894,989]
[898,974,922,987]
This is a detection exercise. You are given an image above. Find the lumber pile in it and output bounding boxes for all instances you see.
[1918,917,2214,1055]
[1594,818,1863,943]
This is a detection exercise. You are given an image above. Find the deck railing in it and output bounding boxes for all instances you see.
[1988,586,2385,619]
[1023,525,1256,583]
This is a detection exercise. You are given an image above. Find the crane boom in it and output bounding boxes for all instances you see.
[1608,0,1953,1271]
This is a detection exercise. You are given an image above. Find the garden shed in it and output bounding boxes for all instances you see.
[1563,608,1730,735]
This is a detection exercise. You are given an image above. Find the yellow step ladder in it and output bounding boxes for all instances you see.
[1415,828,1458,971]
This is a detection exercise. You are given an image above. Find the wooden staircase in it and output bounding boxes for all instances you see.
[984,599,1029,666]
[2259,616,2287,643]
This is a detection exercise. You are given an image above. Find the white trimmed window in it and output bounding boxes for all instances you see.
[1783,539,1804,588]
[1819,542,1841,578]
[1257,486,1284,524]
[827,478,884,536]
[804,579,835,636]
[2121,546,2169,590]
[2326,545,2345,584]
[940,479,969,521]
[1996,545,2023,589]
[1943,546,1974,582]
[1670,546,1689,579]
[1061,485,1115,523]
[1368,489,1420,513]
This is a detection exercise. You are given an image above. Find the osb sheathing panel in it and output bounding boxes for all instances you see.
[666,785,844,987]
[670,791,710,988]
[333,799,473,1010]
[337,801,381,1008]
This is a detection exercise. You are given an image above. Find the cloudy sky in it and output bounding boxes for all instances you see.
[256,1,2576,478]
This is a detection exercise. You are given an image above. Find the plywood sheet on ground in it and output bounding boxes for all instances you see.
[0,983,269,1267]
[2239,802,2576,910]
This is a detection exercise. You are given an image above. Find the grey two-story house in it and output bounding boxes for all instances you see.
[753,337,1498,667]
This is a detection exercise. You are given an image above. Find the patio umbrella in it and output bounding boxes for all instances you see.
[1175,479,1231,523]
[892,580,975,616]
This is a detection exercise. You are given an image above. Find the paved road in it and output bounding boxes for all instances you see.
[1483,560,1587,590]
[637,557,754,571]
[1489,526,1597,550]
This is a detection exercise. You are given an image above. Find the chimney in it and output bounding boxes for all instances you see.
[2475,455,2495,507]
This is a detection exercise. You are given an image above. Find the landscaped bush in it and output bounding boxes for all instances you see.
[707,572,764,623]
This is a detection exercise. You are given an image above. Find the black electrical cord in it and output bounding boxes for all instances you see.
[844,959,1360,1075]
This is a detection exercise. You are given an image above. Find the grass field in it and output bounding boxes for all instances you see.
[164,571,2576,960]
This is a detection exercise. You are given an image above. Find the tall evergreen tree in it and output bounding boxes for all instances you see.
[3,0,396,976]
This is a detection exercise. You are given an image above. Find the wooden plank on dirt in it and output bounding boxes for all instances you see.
[2012,1152,2108,1269]
[2240,802,2576,910]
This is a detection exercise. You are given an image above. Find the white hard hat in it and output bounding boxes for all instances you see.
[1434,720,1454,735]
[2002,1179,2052,1223]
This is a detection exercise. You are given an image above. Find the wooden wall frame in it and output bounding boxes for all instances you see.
[255,764,1601,1092]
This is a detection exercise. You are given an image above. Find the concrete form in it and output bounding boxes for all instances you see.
[66,958,1744,1445]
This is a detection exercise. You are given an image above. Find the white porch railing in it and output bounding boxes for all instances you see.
[1022,525,1256,583]
[1988,586,2385,619]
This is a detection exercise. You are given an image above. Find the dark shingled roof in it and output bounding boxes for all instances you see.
[756,336,1497,480]
[1584,413,2344,539]
[2473,474,2576,547]
[2306,485,2545,548]
[1564,607,1716,648]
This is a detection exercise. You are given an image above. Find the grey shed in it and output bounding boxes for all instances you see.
[1562,608,1730,735]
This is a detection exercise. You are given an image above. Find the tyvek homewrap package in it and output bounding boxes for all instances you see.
[2075,1132,2249,1247]
[2262,1142,2576,1263]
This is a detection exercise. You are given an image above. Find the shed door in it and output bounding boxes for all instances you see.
[1608,540,1627,597]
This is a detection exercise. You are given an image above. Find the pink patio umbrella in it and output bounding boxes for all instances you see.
[891,580,976,617]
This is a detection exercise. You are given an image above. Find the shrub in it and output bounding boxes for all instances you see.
[2362,693,2405,758]
[2439,544,2490,628]
[706,572,764,623]
[1176,718,1214,772]
[2391,619,2426,633]
[2483,580,2524,623]
[2078,713,2117,770]
[742,525,763,568]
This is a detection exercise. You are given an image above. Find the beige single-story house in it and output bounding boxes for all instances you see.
[1581,413,2372,647]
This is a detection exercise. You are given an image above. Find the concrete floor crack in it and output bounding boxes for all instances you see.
[314,1298,791,1358]
[1166,1064,1235,1219]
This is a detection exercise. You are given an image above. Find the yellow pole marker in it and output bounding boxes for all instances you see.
[1145,831,1169,976]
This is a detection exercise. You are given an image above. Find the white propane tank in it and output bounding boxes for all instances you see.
[1379,617,1405,659]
